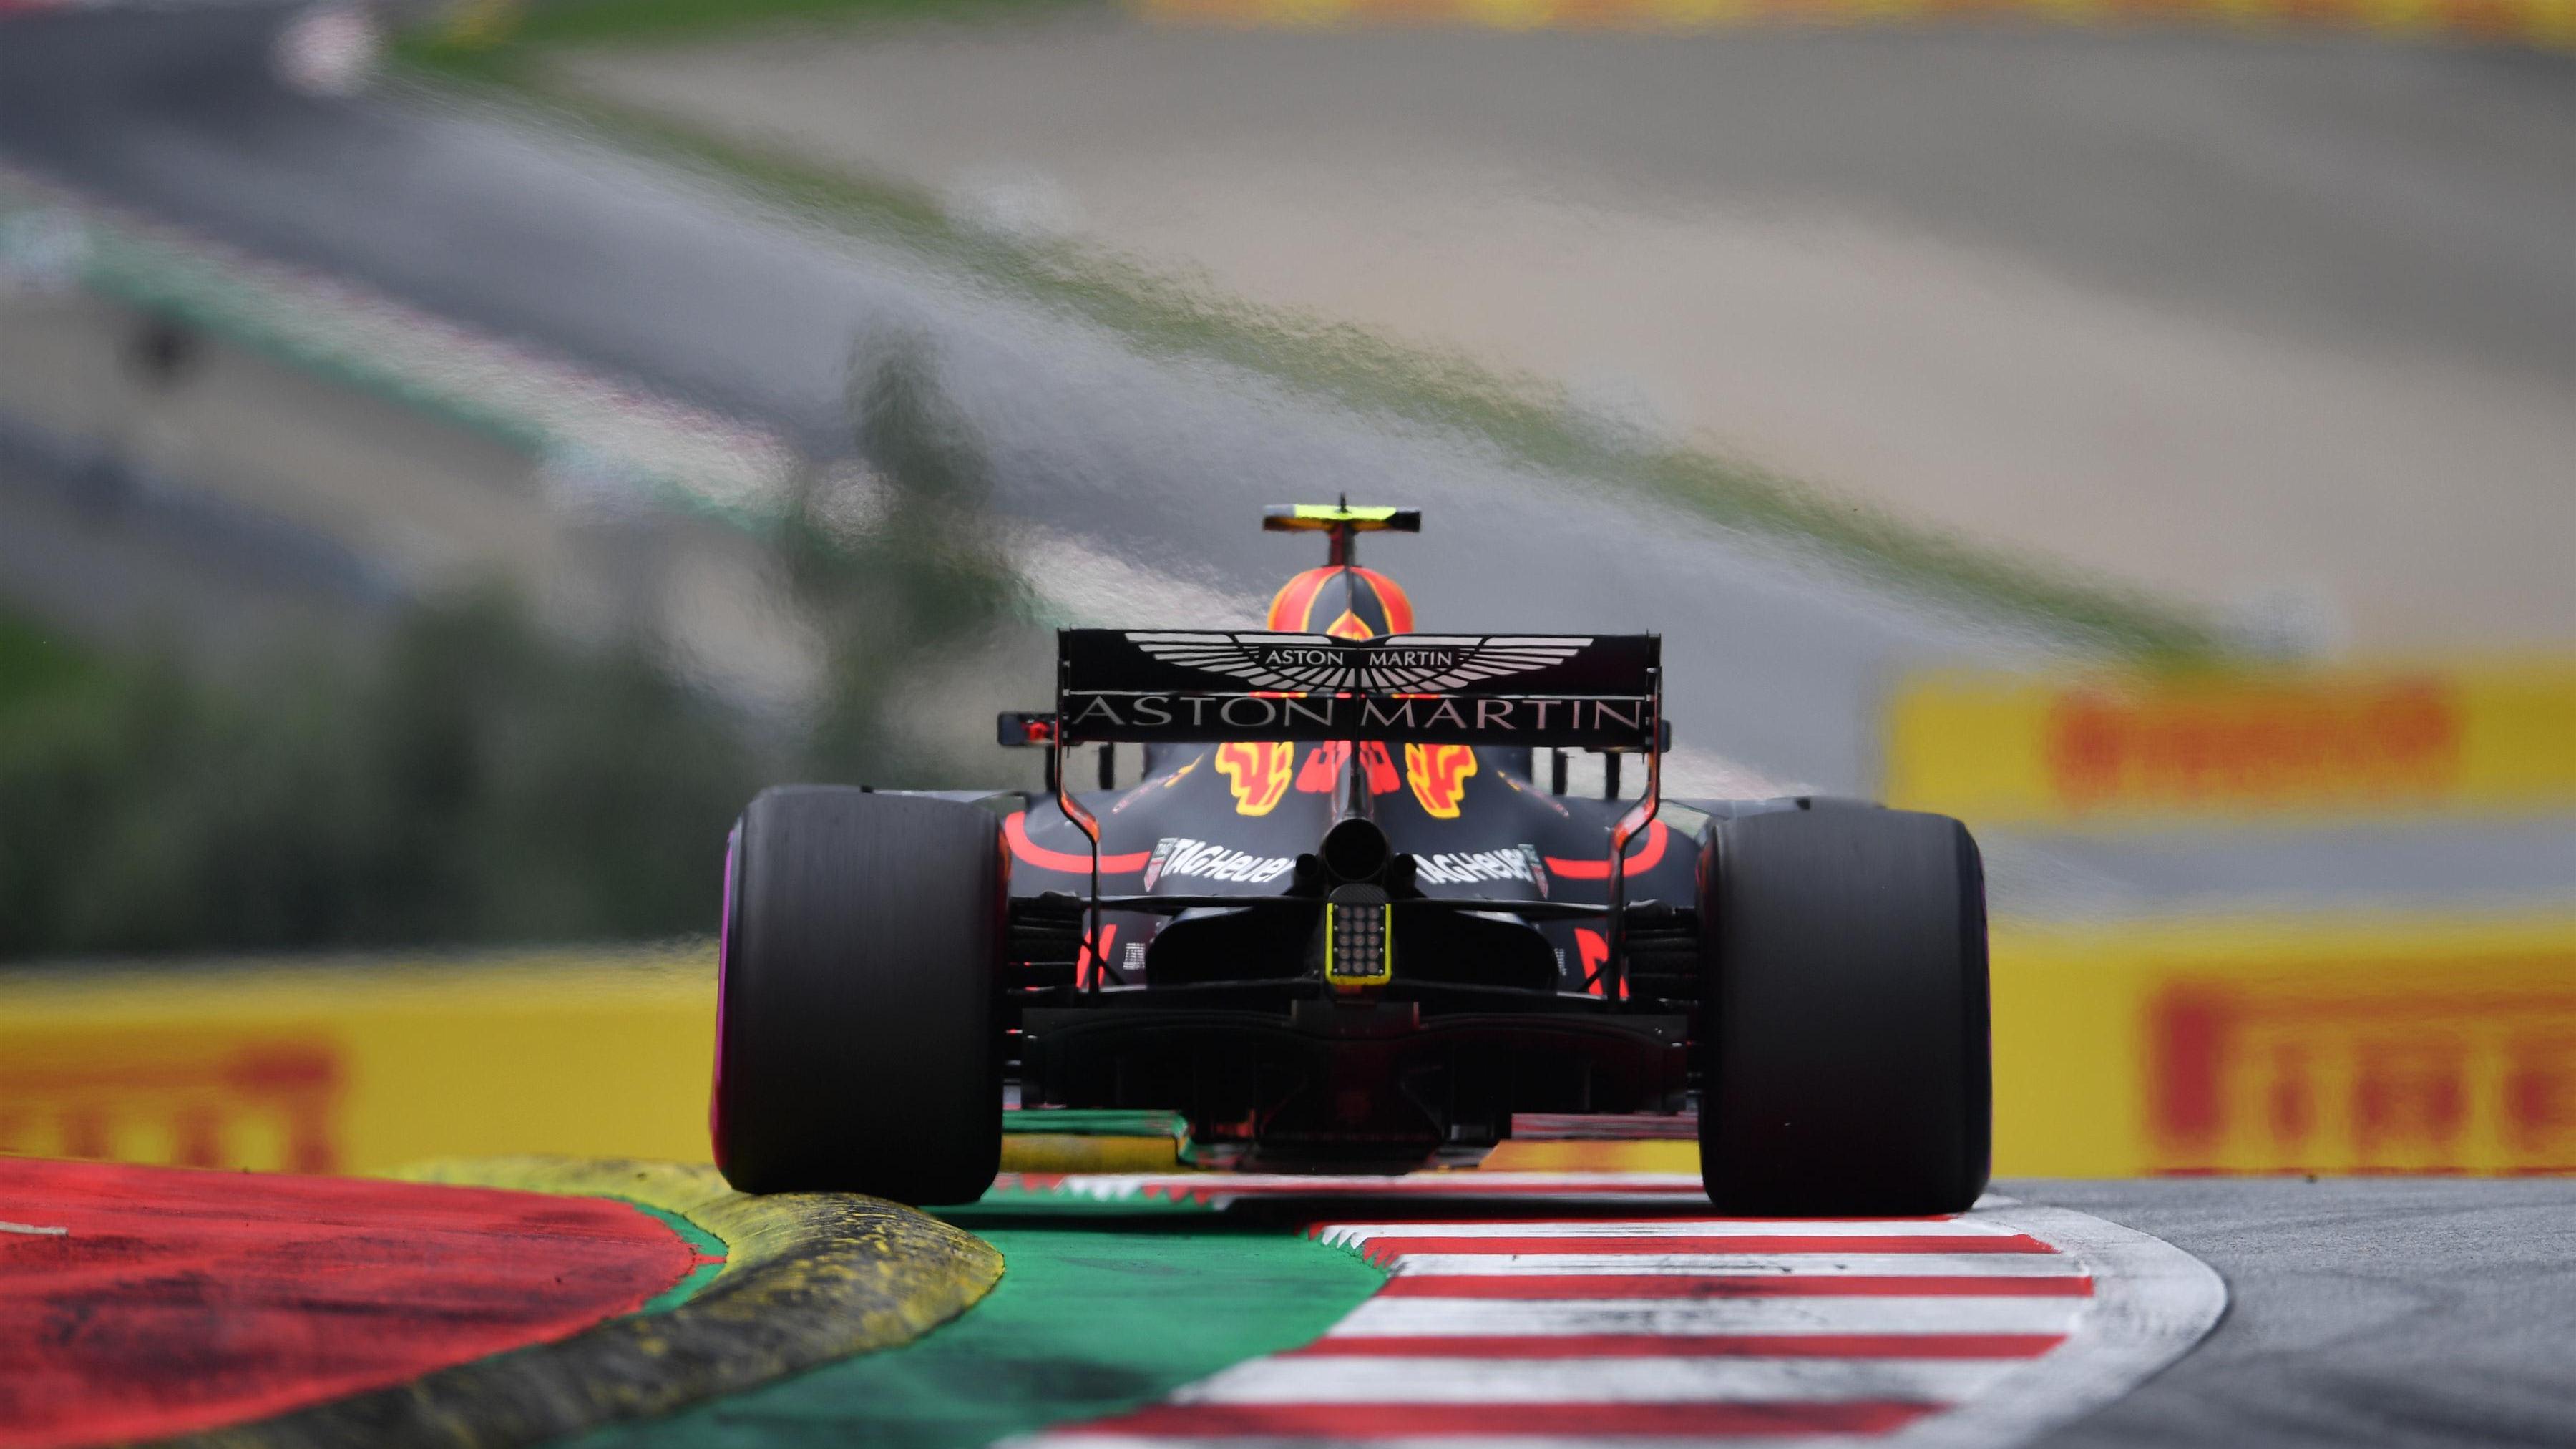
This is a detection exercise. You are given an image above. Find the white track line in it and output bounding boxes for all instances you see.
[1317,1219,2027,1240]
[1326,1297,2097,1337]
[1175,1355,2026,1404]
[1038,1438,1898,1449]
[1377,1252,2090,1277]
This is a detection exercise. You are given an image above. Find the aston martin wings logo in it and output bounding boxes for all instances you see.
[1125,633,1594,693]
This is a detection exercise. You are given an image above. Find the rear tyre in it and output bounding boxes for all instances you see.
[713,786,1005,1203]
[1696,804,1990,1215]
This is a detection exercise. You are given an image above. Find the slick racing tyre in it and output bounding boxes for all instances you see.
[713,786,1005,1203]
[1696,803,1990,1216]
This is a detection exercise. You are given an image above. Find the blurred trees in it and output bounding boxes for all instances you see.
[0,328,1026,960]
[786,323,1028,785]
[0,595,759,957]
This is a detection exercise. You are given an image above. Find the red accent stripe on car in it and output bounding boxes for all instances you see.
[1003,811,1150,875]
[1546,819,1668,879]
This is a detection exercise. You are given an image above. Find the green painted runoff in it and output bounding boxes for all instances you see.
[564,1210,1385,1448]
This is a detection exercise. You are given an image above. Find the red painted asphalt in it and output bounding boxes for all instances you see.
[0,1158,703,1448]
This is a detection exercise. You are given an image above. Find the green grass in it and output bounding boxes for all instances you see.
[0,612,94,711]
[398,9,2225,661]
[0,592,766,960]
[416,0,1075,55]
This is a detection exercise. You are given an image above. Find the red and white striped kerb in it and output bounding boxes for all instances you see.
[1025,1206,2095,1445]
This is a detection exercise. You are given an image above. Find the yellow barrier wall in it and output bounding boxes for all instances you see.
[0,948,717,1174]
[1885,661,2576,826]
[1991,914,2576,1176]
[5,922,2570,1177]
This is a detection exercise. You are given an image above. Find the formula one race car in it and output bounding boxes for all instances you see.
[711,504,1990,1214]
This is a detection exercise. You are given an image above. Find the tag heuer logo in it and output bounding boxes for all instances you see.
[1145,836,1295,889]
[1128,633,1590,694]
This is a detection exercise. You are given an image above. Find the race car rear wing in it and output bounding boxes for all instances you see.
[1043,629,1665,987]
[1052,630,1661,750]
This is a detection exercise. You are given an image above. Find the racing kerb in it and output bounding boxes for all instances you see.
[986,1171,2224,1448]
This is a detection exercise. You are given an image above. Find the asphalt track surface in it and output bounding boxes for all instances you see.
[577,14,2576,650]
[2009,1179,2576,1448]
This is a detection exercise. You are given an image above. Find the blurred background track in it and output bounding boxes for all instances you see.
[4,0,2570,912]
[562,11,2576,650]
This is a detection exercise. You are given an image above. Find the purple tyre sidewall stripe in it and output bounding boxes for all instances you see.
[709,820,742,1169]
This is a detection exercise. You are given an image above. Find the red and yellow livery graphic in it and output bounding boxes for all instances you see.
[1219,741,1418,814]
[1405,743,1478,819]
[1296,740,1402,796]
[1214,740,1297,816]
[1229,565,1421,814]
[1267,565,1416,639]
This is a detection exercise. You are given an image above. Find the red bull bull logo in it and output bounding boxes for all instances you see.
[1296,741,1402,796]
[1214,740,1295,816]
[1405,743,1478,818]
